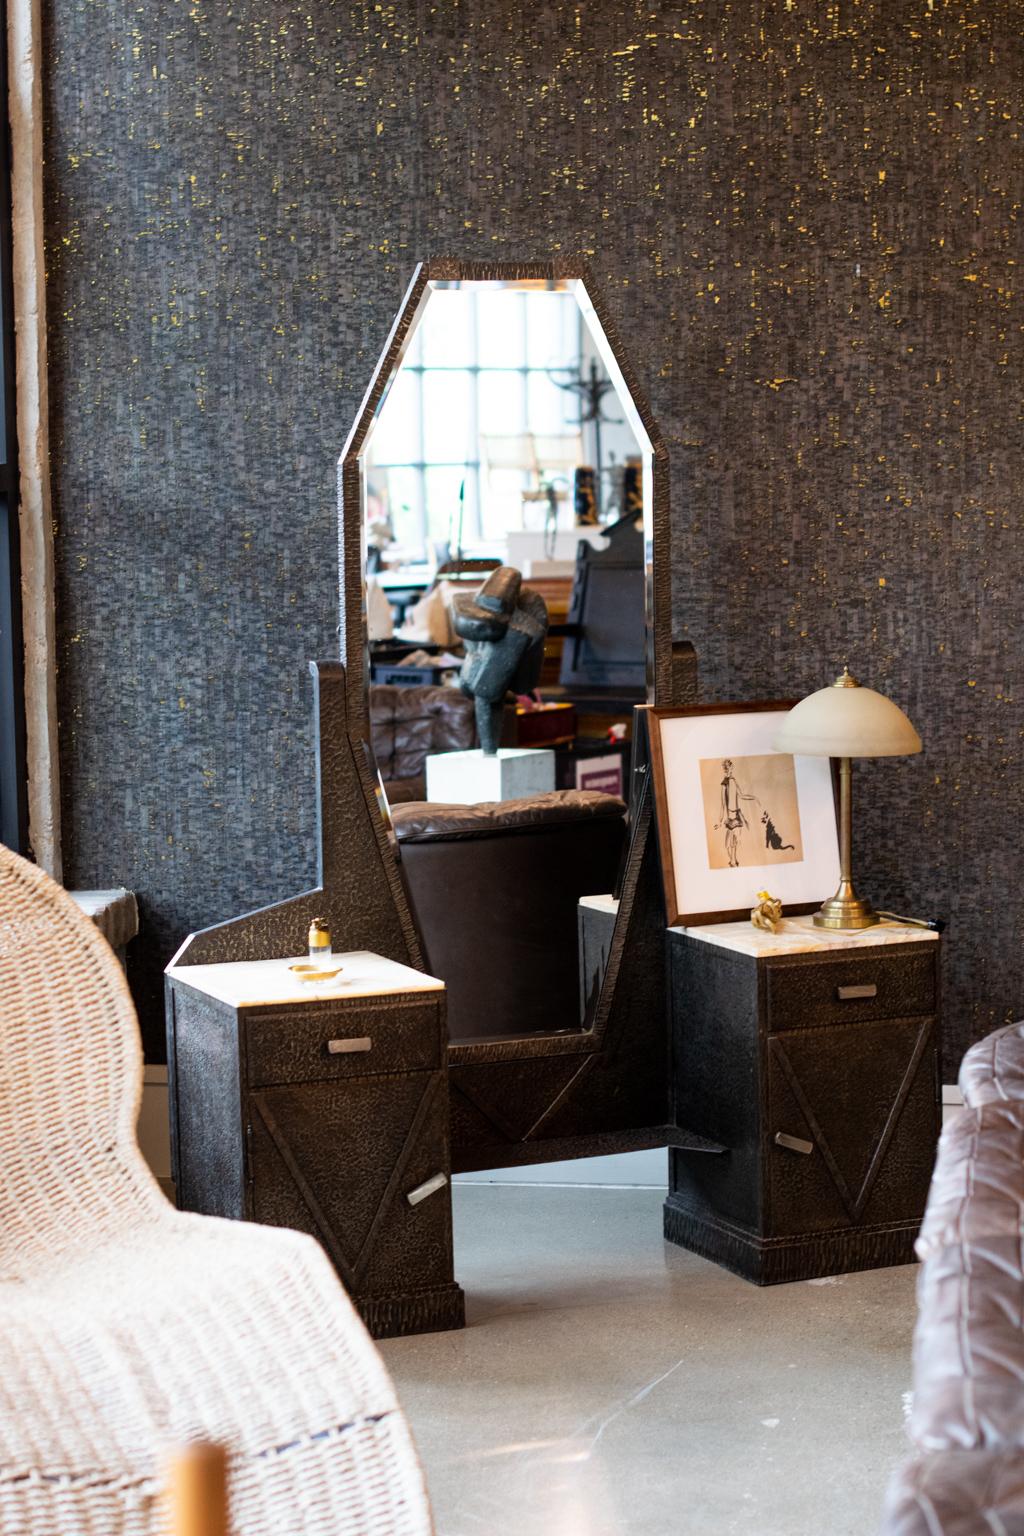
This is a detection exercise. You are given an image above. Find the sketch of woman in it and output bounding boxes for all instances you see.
[713,759,760,868]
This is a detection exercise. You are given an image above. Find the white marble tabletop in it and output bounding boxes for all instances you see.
[668,916,940,959]
[165,950,444,1009]
[578,893,620,915]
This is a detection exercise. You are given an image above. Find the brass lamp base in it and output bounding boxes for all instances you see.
[813,896,880,930]
[813,880,880,931]
[812,754,881,930]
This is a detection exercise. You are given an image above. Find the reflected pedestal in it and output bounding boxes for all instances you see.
[577,893,619,1024]
[425,747,555,804]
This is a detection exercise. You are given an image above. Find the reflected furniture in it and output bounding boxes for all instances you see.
[554,736,629,796]
[69,884,139,969]
[556,511,645,706]
[435,555,502,580]
[372,568,430,627]
[166,950,465,1340]
[369,682,476,801]
[665,921,941,1283]
[577,893,620,1024]
[881,1019,1024,1536]
[369,646,461,688]
[0,843,433,1536]
[392,789,627,1042]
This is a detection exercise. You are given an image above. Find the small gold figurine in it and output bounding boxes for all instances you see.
[751,890,783,933]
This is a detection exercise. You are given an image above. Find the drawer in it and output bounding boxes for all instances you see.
[245,999,443,1086]
[765,947,936,1030]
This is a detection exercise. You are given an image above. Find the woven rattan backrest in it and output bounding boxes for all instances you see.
[0,844,157,1269]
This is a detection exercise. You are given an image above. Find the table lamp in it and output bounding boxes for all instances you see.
[772,667,921,929]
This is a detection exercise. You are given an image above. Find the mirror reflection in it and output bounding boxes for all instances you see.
[360,279,650,1046]
[365,282,643,573]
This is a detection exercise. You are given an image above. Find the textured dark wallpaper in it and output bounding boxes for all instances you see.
[43,0,1023,1066]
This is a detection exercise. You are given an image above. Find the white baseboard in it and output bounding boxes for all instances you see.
[139,1068,171,1181]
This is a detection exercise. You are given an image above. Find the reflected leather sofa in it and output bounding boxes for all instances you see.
[369,684,477,802]
[392,790,626,1043]
[881,1020,1024,1535]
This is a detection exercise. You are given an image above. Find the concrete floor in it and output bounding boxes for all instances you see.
[380,1184,917,1536]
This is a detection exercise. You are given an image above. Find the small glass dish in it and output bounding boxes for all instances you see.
[289,961,344,984]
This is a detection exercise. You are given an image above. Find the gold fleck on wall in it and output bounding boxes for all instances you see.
[43,0,1024,1064]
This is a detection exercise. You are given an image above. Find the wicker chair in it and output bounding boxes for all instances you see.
[0,844,433,1536]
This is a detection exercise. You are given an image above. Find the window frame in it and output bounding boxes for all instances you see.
[367,289,584,559]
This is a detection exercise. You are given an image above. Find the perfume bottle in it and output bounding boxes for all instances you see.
[308,918,332,961]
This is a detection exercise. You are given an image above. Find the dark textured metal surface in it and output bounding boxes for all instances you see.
[42,3,1021,1067]
[670,943,764,1232]
[171,658,672,1169]
[578,898,617,1023]
[244,997,442,1087]
[358,1284,466,1342]
[665,928,941,1284]
[766,1015,938,1233]
[447,769,672,1170]
[763,945,937,1029]
[166,990,244,1218]
[167,976,464,1338]
[170,663,420,981]
[250,1072,452,1293]
[662,1200,921,1286]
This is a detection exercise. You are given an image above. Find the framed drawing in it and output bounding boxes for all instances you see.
[647,702,841,926]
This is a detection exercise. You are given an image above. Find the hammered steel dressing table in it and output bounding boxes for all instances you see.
[165,952,463,1338]
[664,919,940,1283]
[165,261,939,1335]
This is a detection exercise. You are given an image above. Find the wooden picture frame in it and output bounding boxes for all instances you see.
[647,701,841,927]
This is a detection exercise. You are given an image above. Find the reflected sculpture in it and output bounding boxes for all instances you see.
[451,567,549,755]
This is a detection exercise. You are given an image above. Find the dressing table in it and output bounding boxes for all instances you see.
[165,951,464,1338]
[664,918,941,1283]
[164,260,937,1334]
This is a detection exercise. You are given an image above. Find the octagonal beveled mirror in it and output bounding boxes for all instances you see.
[337,260,691,1172]
[339,261,673,729]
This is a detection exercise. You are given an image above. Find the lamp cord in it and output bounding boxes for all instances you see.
[875,910,947,934]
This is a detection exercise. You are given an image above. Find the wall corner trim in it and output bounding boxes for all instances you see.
[7,0,61,878]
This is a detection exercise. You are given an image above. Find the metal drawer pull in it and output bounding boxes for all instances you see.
[775,1132,814,1156]
[407,1172,448,1207]
[327,1036,372,1055]
[837,983,877,1001]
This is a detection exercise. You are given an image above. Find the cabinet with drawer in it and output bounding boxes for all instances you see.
[165,951,465,1338]
[663,922,941,1284]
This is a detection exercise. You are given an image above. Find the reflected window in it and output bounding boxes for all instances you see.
[366,289,583,562]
